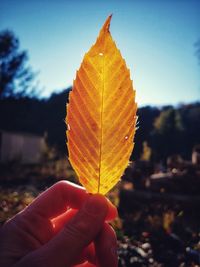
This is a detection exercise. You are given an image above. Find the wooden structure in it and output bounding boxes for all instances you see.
[0,130,46,164]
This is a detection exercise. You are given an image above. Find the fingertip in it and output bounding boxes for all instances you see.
[84,194,118,221]
[83,194,108,217]
[106,199,118,221]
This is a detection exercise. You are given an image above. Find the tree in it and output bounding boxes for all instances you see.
[132,106,160,160]
[179,103,200,159]
[0,30,36,99]
[151,108,184,161]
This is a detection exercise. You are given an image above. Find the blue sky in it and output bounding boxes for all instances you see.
[1,0,200,106]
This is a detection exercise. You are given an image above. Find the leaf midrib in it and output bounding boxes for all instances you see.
[98,53,105,193]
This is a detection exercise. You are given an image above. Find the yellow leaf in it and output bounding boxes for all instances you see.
[66,15,137,195]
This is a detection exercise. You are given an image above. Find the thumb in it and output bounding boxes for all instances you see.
[16,194,108,267]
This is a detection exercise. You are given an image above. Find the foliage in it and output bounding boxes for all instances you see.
[140,141,152,161]
[0,30,36,99]
[179,104,200,155]
[133,106,160,159]
[154,108,184,134]
[151,108,185,160]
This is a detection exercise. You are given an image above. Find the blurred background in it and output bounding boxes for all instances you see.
[0,0,200,266]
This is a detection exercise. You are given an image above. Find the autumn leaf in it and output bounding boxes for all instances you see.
[66,15,137,195]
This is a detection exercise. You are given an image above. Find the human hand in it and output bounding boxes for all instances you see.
[0,181,118,267]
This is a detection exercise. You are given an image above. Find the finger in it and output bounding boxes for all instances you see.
[25,181,117,221]
[75,224,118,267]
[53,213,96,266]
[15,194,108,267]
[81,243,95,264]
[52,201,117,234]
[26,181,88,219]
[52,205,117,235]
[95,223,118,267]
[75,242,96,265]
[106,202,118,221]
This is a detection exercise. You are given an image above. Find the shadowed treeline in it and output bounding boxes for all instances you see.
[0,94,200,162]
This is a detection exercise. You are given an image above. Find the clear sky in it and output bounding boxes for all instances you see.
[1,0,200,106]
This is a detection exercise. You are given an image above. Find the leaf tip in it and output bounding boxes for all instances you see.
[102,14,113,32]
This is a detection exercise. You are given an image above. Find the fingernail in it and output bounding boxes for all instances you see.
[107,199,118,215]
[84,194,108,216]
[107,199,115,209]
